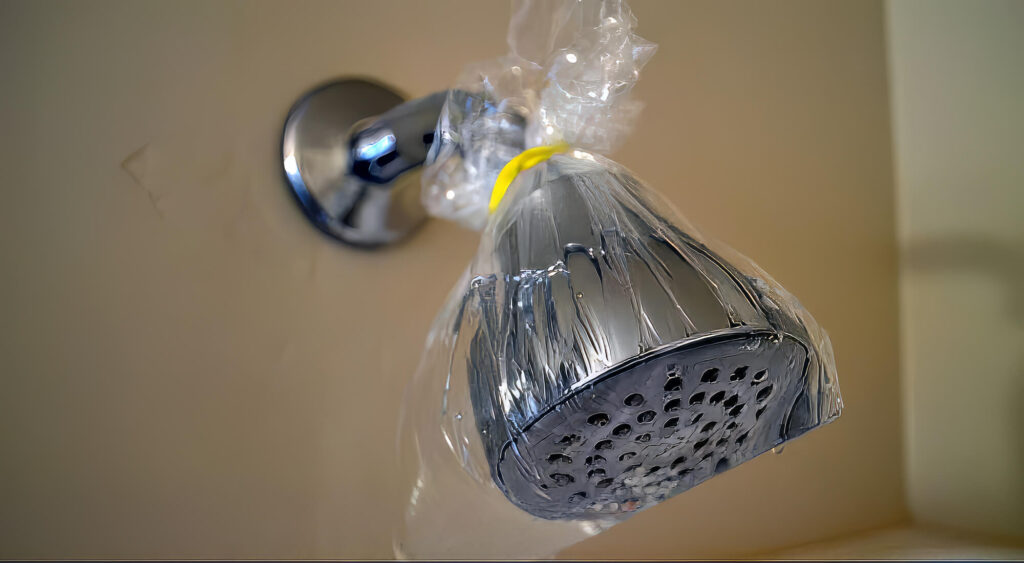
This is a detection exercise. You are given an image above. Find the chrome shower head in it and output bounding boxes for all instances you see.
[280,82,843,527]
[457,153,841,519]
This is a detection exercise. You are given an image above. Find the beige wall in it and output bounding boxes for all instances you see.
[0,1,903,558]
[888,0,1024,541]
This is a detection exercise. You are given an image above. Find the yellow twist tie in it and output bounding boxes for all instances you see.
[489,143,570,213]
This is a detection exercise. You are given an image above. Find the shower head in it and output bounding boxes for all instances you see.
[457,153,841,520]
[279,83,842,531]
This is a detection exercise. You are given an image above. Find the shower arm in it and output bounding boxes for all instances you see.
[281,79,450,247]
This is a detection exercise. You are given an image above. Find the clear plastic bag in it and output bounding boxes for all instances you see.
[421,0,655,230]
[397,1,841,559]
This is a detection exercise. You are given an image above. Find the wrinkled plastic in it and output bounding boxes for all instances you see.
[421,0,655,230]
[398,1,841,559]
[397,152,842,558]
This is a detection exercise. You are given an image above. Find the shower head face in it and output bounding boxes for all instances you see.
[495,329,808,519]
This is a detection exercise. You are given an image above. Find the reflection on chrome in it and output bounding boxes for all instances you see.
[355,131,396,160]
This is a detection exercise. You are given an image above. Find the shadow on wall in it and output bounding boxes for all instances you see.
[904,236,1024,323]
[903,234,1024,538]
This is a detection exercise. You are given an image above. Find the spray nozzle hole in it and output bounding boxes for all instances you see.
[585,455,605,466]
[637,410,657,423]
[546,453,572,464]
[624,393,645,407]
[549,473,574,486]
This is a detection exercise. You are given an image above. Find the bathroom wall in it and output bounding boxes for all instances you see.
[0,0,903,558]
[888,0,1024,541]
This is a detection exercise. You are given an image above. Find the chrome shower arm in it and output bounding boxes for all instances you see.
[349,91,448,186]
[281,80,448,247]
